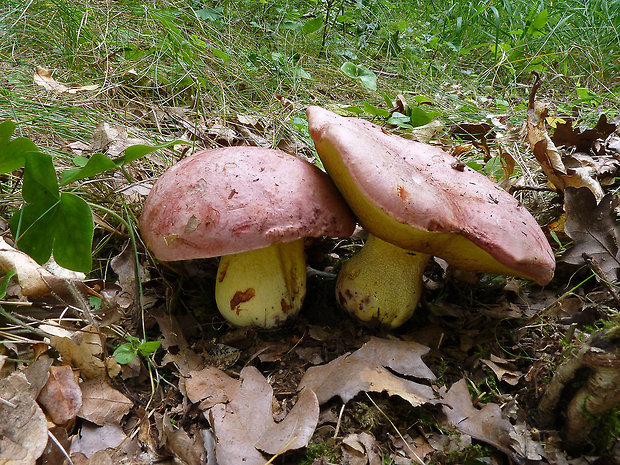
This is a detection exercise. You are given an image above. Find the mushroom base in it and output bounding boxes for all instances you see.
[336,234,430,329]
[214,239,306,328]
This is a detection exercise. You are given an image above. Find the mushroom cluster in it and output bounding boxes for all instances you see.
[141,108,555,330]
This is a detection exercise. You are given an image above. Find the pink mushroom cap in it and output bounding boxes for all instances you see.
[141,146,356,261]
[306,106,555,285]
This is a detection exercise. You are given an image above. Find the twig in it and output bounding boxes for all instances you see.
[583,253,620,308]
[48,430,74,465]
[0,396,17,408]
[333,403,345,439]
[0,304,52,339]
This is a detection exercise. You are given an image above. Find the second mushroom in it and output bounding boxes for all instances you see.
[306,106,555,328]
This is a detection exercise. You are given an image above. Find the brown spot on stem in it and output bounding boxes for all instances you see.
[218,261,229,282]
[230,288,255,315]
[281,299,292,314]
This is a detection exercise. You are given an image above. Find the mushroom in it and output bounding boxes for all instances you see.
[306,105,555,328]
[140,146,355,328]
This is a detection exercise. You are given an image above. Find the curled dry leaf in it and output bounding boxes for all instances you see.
[480,354,523,386]
[34,66,99,94]
[0,236,61,297]
[526,76,604,200]
[70,423,127,459]
[341,432,382,465]
[37,365,82,425]
[23,355,53,396]
[50,331,107,380]
[561,186,620,280]
[162,412,206,465]
[440,379,520,458]
[91,122,148,157]
[298,337,436,406]
[186,365,319,465]
[0,373,48,465]
[552,115,616,154]
[154,309,205,376]
[78,378,132,425]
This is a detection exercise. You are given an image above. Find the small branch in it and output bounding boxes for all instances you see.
[583,253,620,308]
[0,304,53,339]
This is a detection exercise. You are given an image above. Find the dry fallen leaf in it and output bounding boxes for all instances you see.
[341,432,382,465]
[70,422,127,459]
[91,122,149,157]
[161,412,206,465]
[480,354,523,386]
[561,186,620,280]
[78,378,133,425]
[441,379,519,457]
[0,237,64,297]
[0,372,49,465]
[154,309,205,376]
[187,365,319,465]
[298,337,436,406]
[37,365,82,425]
[552,115,616,154]
[50,331,107,380]
[34,66,99,94]
[526,74,604,199]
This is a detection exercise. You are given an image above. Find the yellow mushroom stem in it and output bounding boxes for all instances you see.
[336,234,430,328]
[214,239,306,328]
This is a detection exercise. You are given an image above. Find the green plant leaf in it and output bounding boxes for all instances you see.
[60,152,117,186]
[196,7,224,21]
[531,9,549,32]
[409,106,433,127]
[22,152,59,205]
[0,121,38,174]
[302,15,324,34]
[363,102,390,118]
[115,140,185,166]
[138,340,161,357]
[54,193,93,272]
[340,62,377,91]
[12,152,93,270]
[60,140,184,186]
[343,106,364,115]
[113,343,138,364]
[0,270,16,300]
[11,202,59,265]
[211,47,231,62]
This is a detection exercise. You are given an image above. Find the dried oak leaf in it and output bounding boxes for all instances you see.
[480,354,523,386]
[70,423,127,459]
[552,115,616,154]
[561,186,620,280]
[298,337,436,406]
[186,365,319,465]
[526,75,604,199]
[161,412,206,465]
[440,379,519,457]
[37,365,82,425]
[154,308,205,376]
[0,372,48,465]
[78,378,132,425]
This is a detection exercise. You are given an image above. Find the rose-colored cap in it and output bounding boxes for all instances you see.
[306,105,555,285]
[141,146,356,261]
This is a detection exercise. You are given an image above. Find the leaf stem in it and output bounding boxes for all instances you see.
[87,202,145,340]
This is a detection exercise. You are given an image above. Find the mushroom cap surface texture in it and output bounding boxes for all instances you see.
[306,105,555,285]
[141,146,356,261]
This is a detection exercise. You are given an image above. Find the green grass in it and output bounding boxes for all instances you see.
[0,0,618,269]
